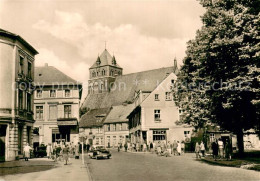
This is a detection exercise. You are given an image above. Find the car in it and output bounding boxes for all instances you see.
[89,147,111,160]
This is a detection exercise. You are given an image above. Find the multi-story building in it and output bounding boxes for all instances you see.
[33,64,82,146]
[0,29,38,161]
[103,104,134,147]
[128,73,193,145]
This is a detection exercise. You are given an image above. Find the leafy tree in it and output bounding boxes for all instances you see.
[176,0,260,155]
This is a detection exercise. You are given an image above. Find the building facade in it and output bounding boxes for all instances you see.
[33,64,82,146]
[0,29,38,161]
[103,104,134,148]
[128,73,193,145]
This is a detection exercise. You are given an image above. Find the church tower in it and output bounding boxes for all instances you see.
[88,49,123,94]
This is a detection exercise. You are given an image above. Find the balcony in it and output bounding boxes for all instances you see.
[15,109,34,121]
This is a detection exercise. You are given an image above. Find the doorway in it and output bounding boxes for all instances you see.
[0,125,7,162]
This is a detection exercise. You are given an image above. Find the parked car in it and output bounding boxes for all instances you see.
[89,146,111,160]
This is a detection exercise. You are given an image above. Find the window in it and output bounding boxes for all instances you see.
[210,133,215,142]
[92,71,96,77]
[119,123,122,131]
[102,69,106,76]
[49,105,57,120]
[107,124,110,131]
[153,130,166,141]
[18,90,23,110]
[64,105,71,118]
[106,136,110,146]
[65,90,70,97]
[27,93,31,111]
[113,124,116,131]
[36,90,42,98]
[155,94,159,101]
[50,90,56,97]
[111,70,114,76]
[97,127,103,133]
[28,62,32,78]
[165,92,172,101]
[36,106,43,120]
[96,138,100,145]
[184,131,190,138]
[154,110,161,122]
[19,56,24,74]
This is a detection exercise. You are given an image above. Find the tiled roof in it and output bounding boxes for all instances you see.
[34,65,81,86]
[0,28,38,54]
[79,108,111,128]
[81,66,174,109]
[104,104,135,124]
[90,49,122,68]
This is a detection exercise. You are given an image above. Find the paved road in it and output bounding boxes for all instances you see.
[86,150,260,181]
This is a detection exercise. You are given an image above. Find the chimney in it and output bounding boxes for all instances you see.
[44,63,48,67]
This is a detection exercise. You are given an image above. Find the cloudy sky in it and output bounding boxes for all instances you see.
[0,0,205,96]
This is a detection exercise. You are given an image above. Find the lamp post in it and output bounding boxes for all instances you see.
[79,132,87,165]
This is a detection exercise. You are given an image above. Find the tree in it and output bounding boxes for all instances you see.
[176,0,260,156]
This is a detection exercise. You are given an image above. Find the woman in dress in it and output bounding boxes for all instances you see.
[24,143,32,161]
[177,141,181,156]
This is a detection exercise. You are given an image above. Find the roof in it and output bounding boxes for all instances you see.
[104,104,135,123]
[90,49,122,69]
[34,64,82,86]
[79,108,111,128]
[0,28,38,55]
[81,66,174,109]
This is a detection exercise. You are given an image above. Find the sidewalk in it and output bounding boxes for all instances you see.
[1,156,90,181]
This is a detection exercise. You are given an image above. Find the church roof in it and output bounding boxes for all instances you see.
[34,64,81,86]
[79,108,111,128]
[90,49,122,69]
[81,66,174,109]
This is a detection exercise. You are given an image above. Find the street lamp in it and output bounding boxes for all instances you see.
[79,132,87,165]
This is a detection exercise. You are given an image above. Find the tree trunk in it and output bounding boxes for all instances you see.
[236,129,244,157]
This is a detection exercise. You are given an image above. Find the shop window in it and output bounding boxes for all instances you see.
[153,130,166,141]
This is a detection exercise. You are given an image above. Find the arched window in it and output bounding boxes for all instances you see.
[102,69,106,76]
[111,70,114,76]
[92,71,96,77]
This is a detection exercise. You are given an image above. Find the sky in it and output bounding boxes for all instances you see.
[0,0,205,97]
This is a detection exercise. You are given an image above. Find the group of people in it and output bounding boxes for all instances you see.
[23,142,81,165]
[194,141,206,158]
[211,138,232,161]
[120,140,186,157]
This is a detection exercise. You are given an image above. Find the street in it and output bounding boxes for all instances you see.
[86,150,260,181]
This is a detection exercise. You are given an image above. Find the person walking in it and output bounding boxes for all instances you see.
[167,141,172,155]
[149,142,153,152]
[211,139,218,161]
[24,143,32,161]
[181,141,185,155]
[75,142,80,159]
[143,142,147,152]
[63,144,70,165]
[200,141,205,157]
[177,141,181,156]
[46,143,53,159]
[224,139,232,161]
[195,142,200,159]
[172,140,178,156]
[218,138,224,159]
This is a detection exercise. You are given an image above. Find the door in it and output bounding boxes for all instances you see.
[0,125,7,162]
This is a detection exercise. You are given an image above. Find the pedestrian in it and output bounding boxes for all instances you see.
[46,143,53,159]
[211,139,218,161]
[157,144,162,155]
[181,141,185,155]
[75,142,80,159]
[218,138,224,159]
[63,144,70,165]
[224,139,232,161]
[172,140,178,156]
[143,142,147,152]
[53,146,57,162]
[24,143,32,161]
[86,143,90,152]
[195,142,200,159]
[177,141,181,156]
[118,143,121,152]
[167,141,172,155]
[200,141,205,157]
[124,142,128,152]
[149,142,153,153]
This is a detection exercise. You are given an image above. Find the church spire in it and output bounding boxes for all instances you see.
[96,54,101,66]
